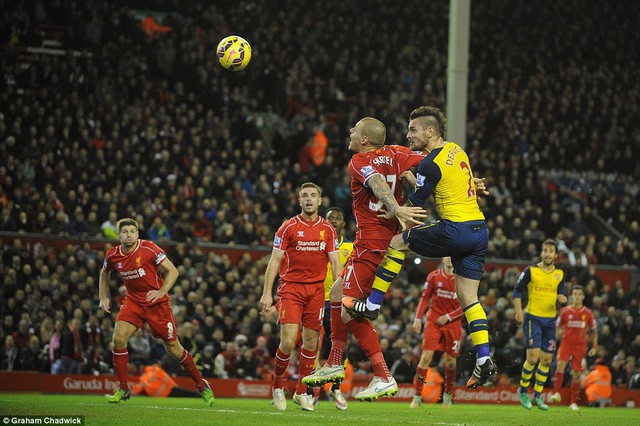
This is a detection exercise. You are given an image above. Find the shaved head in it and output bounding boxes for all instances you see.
[359,117,386,146]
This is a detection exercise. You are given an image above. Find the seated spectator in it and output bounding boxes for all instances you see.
[235,347,260,380]
[20,335,46,372]
[11,319,33,350]
[101,212,118,240]
[129,328,152,369]
[198,344,216,378]
[148,217,173,242]
[0,335,21,371]
[214,342,237,379]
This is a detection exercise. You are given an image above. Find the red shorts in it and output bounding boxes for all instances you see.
[557,341,587,371]
[341,248,385,299]
[421,318,462,357]
[116,298,178,341]
[276,282,324,331]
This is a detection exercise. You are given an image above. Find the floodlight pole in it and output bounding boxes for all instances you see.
[446,0,471,149]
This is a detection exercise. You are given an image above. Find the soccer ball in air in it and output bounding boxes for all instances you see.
[216,35,252,71]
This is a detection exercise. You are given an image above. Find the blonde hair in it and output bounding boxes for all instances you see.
[299,182,322,196]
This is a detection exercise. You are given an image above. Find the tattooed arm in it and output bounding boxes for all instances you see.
[368,174,427,230]
[368,175,401,214]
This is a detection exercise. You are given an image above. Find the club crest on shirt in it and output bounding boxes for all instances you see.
[297,231,304,237]
[319,230,325,239]
[136,256,142,266]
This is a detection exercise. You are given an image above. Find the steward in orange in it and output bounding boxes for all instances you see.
[133,365,200,398]
[420,367,444,403]
[583,358,612,407]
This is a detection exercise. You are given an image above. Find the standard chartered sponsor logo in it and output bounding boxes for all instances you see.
[296,241,324,251]
[119,268,145,280]
[435,288,457,299]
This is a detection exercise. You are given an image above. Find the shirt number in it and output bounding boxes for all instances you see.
[460,161,475,198]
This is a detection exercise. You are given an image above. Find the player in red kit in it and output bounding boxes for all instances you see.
[551,285,598,410]
[410,257,463,409]
[303,117,428,401]
[260,182,342,412]
[99,218,214,406]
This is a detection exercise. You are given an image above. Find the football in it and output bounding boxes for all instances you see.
[216,35,252,71]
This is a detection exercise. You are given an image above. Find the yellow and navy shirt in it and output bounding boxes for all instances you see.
[324,236,353,301]
[409,142,484,222]
[513,264,565,318]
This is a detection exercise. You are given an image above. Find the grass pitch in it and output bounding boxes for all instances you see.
[0,393,635,426]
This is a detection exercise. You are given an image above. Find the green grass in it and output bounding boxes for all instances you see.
[0,393,635,426]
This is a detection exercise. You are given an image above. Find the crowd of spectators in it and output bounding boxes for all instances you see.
[1,0,640,390]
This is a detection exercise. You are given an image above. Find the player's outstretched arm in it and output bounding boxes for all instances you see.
[98,268,112,313]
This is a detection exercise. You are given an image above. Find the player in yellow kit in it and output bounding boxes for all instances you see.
[343,105,494,389]
[513,239,567,410]
[318,207,353,410]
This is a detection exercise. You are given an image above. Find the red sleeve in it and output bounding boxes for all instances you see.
[414,273,435,320]
[446,306,464,321]
[325,223,339,253]
[349,154,380,187]
[589,309,597,330]
[555,308,565,328]
[273,219,293,251]
[102,248,115,272]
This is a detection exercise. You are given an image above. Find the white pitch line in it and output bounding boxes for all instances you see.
[2,399,477,425]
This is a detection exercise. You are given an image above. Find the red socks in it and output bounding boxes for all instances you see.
[554,371,564,394]
[414,367,428,395]
[296,348,317,394]
[179,349,206,390]
[348,319,389,379]
[445,367,456,394]
[273,347,291,389]
[328,302,346,366]
[112,347,129,390]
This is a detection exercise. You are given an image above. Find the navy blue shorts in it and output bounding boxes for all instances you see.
[402,219,488,280]
[523,314,557,353]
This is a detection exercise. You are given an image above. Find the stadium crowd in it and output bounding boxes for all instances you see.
[1,0,639,390]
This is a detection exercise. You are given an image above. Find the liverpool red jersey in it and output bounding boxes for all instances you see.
[556,305,596,346]
[103,239,169,307]
[414,269,463,323]
[349,145,424,247]
[273,215,338,285]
